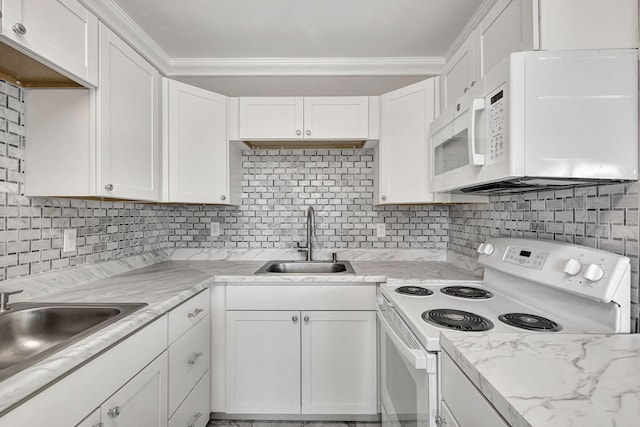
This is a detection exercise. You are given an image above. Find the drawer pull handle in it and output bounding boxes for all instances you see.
[187,411,202,427]
[188,351,204,365]
[107,406,120,418]
[187,308,204,318]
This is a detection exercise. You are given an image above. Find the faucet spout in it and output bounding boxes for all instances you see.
[306,206,316,261]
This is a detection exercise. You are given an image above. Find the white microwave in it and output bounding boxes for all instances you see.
[430,49,638,194]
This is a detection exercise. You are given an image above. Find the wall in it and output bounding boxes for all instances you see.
[449,184,640,329]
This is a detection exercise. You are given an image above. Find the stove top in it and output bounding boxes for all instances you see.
[422,309,494,331]
[440,286,493,299]
[498,313,562,332]
[395,286,433,296]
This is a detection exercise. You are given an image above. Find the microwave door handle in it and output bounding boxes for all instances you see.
[377,307,428,370]
[469,98,486,166]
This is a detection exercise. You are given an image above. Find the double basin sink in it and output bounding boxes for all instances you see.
[0,259,354,382]
[0,302,146,382]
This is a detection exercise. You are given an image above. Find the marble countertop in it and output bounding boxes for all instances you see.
[440,332,640,427]
[0,255,480,416]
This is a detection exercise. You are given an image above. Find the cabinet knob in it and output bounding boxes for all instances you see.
[304,315,309,323]
[187,412,202,427]
[104,184,114,191]
[292,315,298,322]
[456,103,461,112]
[107,406,120,419]
[92,423,104,427]
[305,130,311,136]
[381,195,387,201]
[471,80,477,87]
[296,130,302,136]
[12,23,27,35]
[463,87,469,93]
[220,195,226,201]
[187,308,204,318]
[188,351,204,365]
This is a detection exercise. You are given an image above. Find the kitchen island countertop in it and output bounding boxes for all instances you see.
[440,332,640,427]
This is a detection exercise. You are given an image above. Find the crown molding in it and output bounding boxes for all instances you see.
[80,0,444,77]
[79,0,172,73]
[444,0,498,61]
[165,57,444,77]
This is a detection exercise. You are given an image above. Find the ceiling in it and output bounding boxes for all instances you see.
[104,0,486,95]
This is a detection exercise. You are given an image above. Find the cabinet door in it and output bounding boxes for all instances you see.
[476,0,525,78]
[75,407,101,427]
[239,97,303,139]
[165,79,229,204]
[377,78,439,205]
[226,311,301,414]
[1,0,98,85]
[301,311,377,415]
[303,97,369,139]
[102,352,168,427]
[98,23,160,201]
[440,34,476,111]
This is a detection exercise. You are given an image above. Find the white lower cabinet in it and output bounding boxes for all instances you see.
[301,311,377,414]
[441,352,508,427]
[226,308,377,415]
[169,372,210,427]
[101,352,168,427]
[226,310,301,414]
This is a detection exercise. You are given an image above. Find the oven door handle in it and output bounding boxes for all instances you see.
[377,308,428,371]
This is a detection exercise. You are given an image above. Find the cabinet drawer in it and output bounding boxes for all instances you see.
[169,371,210,427]
[169,314,211,416]
[169,289,210,345]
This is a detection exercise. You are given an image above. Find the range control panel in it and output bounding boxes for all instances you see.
[478,238,630,303]
[504,246,548,270]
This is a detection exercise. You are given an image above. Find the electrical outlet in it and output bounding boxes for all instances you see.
[63,229,77,252]
[376,223,386,238]
[210,222,220,237]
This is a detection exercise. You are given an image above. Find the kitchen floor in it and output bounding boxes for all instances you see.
[208,421,381,426]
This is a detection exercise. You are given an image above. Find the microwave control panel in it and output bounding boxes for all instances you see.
[488,86,505,162]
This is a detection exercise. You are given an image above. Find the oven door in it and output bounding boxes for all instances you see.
[377,298,438,427]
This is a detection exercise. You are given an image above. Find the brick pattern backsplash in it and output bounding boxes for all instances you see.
[449,184,640,329]
[171,149,449,250]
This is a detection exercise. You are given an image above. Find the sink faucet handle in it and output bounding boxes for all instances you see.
[0,290,23,312]
[332,252,338,263]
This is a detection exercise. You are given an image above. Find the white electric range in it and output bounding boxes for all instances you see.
[377,238,631,427]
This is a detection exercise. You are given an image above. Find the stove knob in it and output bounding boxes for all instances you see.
[477,243,486,254]
[562,258,582,276]
[583,264,604,282]
[482,243,494,255]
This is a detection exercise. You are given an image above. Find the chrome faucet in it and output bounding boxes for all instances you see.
[0,290,22,313]
[297,206,316,261]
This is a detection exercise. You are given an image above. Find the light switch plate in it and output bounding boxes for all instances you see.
[210,222,220,237]
[63,229,77,252]
[376,223,386,238]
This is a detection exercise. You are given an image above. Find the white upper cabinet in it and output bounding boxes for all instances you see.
[25,24,161,201]
[1,0,98,86]
[163,79,240,205]
[376,78,487,205]
[441,0,638,111]
[98,23,160,201]
[440,34,477,112]
[238,96,369,140]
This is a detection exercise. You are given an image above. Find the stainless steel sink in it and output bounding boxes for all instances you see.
[0,302,147,382]
[255,260,356,274]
